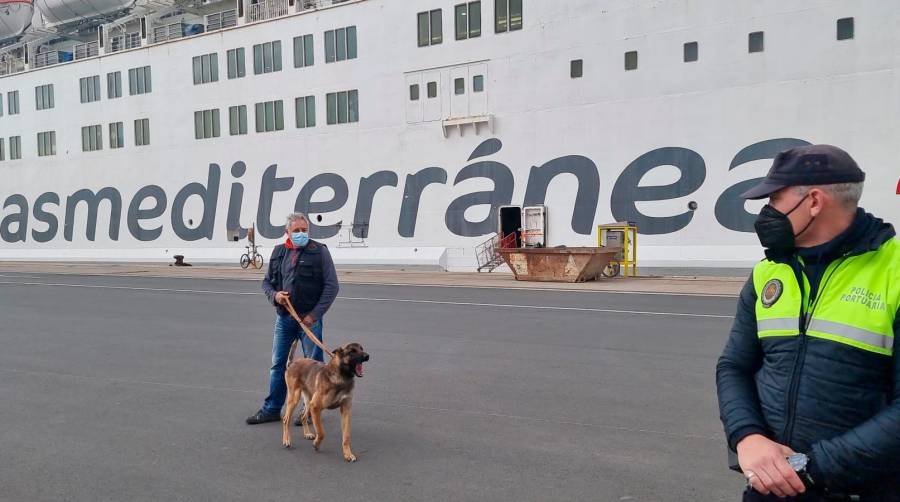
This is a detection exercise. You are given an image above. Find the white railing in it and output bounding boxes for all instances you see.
[206,9,237,31]
[151,23,185,43]
[0,55,25,76]
[33,51,60,68]
[248,0,289,22]
[74,41,100,60]
[109,33,141,52]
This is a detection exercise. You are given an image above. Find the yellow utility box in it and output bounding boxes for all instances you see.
[597,222,638,277]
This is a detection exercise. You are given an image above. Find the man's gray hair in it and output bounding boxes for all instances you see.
[794,182,864,209]
[286,212,309,227]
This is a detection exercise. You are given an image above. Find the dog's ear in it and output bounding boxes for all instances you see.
[332,347,344,357]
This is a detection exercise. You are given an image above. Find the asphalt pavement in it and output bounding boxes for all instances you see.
[0,272,745,501]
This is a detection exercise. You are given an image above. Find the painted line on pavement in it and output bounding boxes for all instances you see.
[0,280,731,319]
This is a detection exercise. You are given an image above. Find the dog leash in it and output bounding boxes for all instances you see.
[283,297,334,359]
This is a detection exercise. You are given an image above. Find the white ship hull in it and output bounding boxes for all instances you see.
[0,0,897,269]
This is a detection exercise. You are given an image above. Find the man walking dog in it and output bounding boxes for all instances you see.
[246,212,340,425]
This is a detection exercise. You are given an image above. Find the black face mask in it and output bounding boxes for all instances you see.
[754,193,815,252]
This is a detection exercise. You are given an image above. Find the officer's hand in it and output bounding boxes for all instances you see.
[275,291,290,306]
[302,314,316,326]
[737,434,806,497]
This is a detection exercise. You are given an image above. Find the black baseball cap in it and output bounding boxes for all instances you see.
[740,144,866,200]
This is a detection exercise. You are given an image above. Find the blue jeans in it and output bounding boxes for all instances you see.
[262,312,324,415]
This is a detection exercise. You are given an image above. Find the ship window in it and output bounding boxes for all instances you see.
[35,84,54,110]
[193,53,219,85]
[570,59,582,78]
[325,26,357,62]
[227,48,246,79]
[253,41,282,74]
[624,51,638,71]
[8,91,19,115]
[326,90,358,125]
[473,75,484,92]
[684,41,698,62]
[495,0,522,33]
[295,96,316,128]
[331,28,347,61]
[107,72,122,99]
[418,10,442,47]
[0,95,3,116]
[9,136,21,159]
[749,31,764,53]
[194,109,221,140]
[427,81,438,98]
[348,90,358,122]
[456,2,481,40]
[37,131,56,157]
[82,125,103,152]
[80,75,101,103]
[128,66,152,95]
[293,34,314,68]
[0,139,3,161]
[454,77,465,95]
[325,30,335,61]
[109,122,125,149]
[347,26,357,59]
[337,92,348,123]
[409,84,420,101]
[134,118,150,146]
[255,100,284,132]
[837,17,854,41]
[229,105,248,135]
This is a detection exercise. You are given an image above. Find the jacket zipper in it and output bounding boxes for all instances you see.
[780,255,850,445]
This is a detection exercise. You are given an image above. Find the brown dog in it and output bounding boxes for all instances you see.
[281,341,369,462]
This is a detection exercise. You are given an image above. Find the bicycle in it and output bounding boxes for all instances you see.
[240,244,264,269]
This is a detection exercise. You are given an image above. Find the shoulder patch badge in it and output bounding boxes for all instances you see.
[761,279,783,308]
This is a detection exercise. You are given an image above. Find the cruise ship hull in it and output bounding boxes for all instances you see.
[0,0,896,269]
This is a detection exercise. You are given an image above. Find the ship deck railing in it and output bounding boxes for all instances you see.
[109,33,142,53]
[33,51,61,68]
[74,41,101,60]
[151,23,187,43]
[248,0,289,23]
[0,56,25,76]
[206,9,238,31]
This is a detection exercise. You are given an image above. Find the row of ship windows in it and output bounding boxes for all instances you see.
[575,17,856,74]
[193,26,357,84]
[0,90,359,159]
[0,66,151,115]
[193,91,359,139]
[0,25,358,114]
[0,120,148,161]
[417,0,522,47]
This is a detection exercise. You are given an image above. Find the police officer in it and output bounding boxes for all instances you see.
[246,212,340,425]
[716,145,900,501]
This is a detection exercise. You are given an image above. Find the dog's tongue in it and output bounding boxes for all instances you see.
[355,363,364,376]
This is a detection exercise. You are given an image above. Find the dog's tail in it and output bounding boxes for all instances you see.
[287,339,299,365]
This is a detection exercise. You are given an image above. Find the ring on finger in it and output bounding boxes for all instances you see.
[745,471,757,487]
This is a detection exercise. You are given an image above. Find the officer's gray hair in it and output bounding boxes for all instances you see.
[285,212,309,228]
[794,182,863,209]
